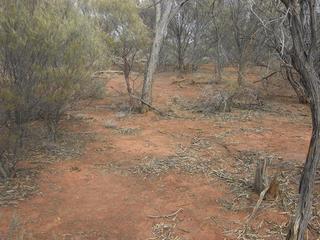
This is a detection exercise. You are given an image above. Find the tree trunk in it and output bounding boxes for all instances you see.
[141,30,164,112]
[176,30,184,73]
[236,46,247,87]
[254,158,268,194]
[191,29,199,72]
[177,47,184,73]
[286,67,320,240]
[214,52,223,84]
[124,74,132,95]
[140,0,175,113]
[0,160,9,180]
[277,1,320,238]
[214,36,223,84]
[0,148,16,181]
[285,68,309,104]
[237,60,246,86]
[123,57,133,96]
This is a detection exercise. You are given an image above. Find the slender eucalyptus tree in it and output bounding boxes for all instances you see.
[141,0,190,112]
[277,1,320,239]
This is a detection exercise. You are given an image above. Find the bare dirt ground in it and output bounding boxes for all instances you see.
[0,65,319,240]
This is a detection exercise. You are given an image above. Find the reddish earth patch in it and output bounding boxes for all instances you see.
[0,68,317,239]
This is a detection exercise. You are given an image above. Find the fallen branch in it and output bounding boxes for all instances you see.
[131,94,182,118]
[130,94,167,116]
[245,184,271,224]
[110,86,180,118]
[253,71,279,83]
[171,79,189,85]
[148,208,183,219]
[109,86,163,114]
[190,81,214,85]
[94,70,123,75]
[109,86,126,96]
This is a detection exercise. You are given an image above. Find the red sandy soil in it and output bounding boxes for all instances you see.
[0,67,317,239]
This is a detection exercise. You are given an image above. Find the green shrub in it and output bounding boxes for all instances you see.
[0,0,107,137]
[0,0,108,179]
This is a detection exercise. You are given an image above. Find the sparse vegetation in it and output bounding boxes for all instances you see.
[0,1,319,240]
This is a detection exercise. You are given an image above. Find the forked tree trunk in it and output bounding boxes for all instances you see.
[286,67,320,240]
[280,1,320,238]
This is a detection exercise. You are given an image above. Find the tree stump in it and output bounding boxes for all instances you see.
[254,158,269,194]
[254,159,280,199]
[266,176,280,200]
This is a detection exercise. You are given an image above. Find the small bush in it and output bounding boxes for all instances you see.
[232,87,263,109]
[104,119,118,129]
[0,127,19,179]
[83,78,107,100]
[193,89,233,114]
[190,86,263,115]
[0,0,108,179]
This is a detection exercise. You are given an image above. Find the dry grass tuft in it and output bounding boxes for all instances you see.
[151,223,183,240]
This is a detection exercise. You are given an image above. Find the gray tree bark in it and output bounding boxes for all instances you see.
[280,0,320,239]
[237,54,247,86]
[213,32,224,84]
[254,158,268,194]
[285,67,309,104]
[287,65,320,240]
[140,0,174,112]
[140,0,189,112]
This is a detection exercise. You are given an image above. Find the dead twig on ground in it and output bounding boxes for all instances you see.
[148,208,183,219]
[245,184,271,224]
[109,86,126,97]
[253,71,280,84]
[129,94,166,116]
[171,79,189,85]
[109,86,180,117]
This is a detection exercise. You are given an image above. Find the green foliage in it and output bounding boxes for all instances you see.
[93,0,150,66]
[0,0,109,179]
[0,0,107,129]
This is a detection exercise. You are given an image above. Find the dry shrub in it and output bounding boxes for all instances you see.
[0,127,18,179]
[232,86,264,109]
[82,78,107,100]
[0,108,23,180]
[6,214,29,240]
[190,86,263,114]
[192,89,233,114]
[5,214,35,240]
